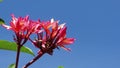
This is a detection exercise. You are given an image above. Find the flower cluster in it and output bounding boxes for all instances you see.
[2,15,75,54]
[2,14,75,68]
[32,19,75,55]
[2,14,41,46]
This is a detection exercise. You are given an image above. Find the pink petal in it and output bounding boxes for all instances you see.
[51,30,58,39]
[11,14,18,25]
[50,18,54,23]
[60,46,71,51]
[57,27,67,43]
[42,21,52,34]
[58,38,75,45]
[58,23,66,29]
[59,27,67,38]
[51,22,58,31]
[24,15,29,21]
[2,24,12,30]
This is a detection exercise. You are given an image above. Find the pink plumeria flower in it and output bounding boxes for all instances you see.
[32,19,75,55]
[2,14,28,33]
[2,14,41,45]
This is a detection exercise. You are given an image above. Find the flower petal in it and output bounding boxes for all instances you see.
[60,45,71,51]
[58,23,66,29]
[2,24,12,30]
[57,27,67,43]
[58,38,75,45]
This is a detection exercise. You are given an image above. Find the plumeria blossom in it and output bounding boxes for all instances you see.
[1,15,75,68]
[2,14,41,45]
[31,19,75,55]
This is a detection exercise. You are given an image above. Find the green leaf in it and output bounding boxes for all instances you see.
[0,0,3,2]
[58,66,64,68]
[0,18,5,24]
[8,64,15,68]
[0,40,35,56]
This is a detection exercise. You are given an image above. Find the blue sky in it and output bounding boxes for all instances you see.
[0,0,120,68]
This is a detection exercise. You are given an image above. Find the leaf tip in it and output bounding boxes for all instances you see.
[0,18,5,25]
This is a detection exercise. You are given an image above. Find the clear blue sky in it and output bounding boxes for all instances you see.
[0,0,120,68]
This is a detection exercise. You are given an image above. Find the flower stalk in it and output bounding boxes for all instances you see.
[15,45,22,68]
[23,50,44,68]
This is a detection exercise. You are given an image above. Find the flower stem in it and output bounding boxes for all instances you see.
[15,45,21,68]
[23,50,44,68]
